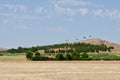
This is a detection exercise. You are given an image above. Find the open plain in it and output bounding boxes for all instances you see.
[0,61,120,80]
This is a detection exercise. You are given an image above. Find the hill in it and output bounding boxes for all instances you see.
[80,38,120,53]
[8,38,115,54]
[0,48,8,51]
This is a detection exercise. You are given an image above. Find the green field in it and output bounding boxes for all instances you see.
[88,53,120,60]
[0,53,26,61]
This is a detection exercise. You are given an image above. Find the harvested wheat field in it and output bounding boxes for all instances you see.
[0,61,120,80]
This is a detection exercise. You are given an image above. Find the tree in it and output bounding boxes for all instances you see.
[65,53,72,60]
[107,46,114,52]
[35,52,40,57]
[55,54,65,60]
[17,47,24,53]
[7,48,17,53]
[31,52,41,61]
[81,53,89,59]
[71,52,80,60]
[31,46,38,52]
[26,51,33,60]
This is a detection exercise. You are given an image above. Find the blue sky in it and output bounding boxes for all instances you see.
[0,0,120,48]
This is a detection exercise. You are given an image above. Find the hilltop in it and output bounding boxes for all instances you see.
[6,38,120,61]
[8,38,115,54]
[79,38,120,53]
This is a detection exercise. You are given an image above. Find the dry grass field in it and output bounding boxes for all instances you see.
[0,61,120,80]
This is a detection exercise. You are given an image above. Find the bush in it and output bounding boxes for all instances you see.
[31,56,40,61]
[55,54,65,60]
[65,53,72,60]
[104,55,120,60]
[31,56,49,61]
[26,51,33,60]
[81,53,89,59]
[35,52,40,57]
[0,54,3,56]
[71,52,80,60]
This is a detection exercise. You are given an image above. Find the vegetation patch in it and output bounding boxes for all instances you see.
[1,42,119,61]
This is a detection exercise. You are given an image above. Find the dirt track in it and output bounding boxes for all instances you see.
[0,61,120,80]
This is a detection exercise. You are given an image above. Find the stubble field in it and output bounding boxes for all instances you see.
[0,61,120,80]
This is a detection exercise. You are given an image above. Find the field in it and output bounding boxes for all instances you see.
[0,61,120,80]
[0,53,26,61]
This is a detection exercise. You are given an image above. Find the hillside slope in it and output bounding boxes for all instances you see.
[0,48,8,51]
[80,38,120,53]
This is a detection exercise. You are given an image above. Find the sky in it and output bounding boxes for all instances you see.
[0,0,120,48]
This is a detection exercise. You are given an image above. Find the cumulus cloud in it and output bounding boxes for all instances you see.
[54,5,88,16]
[0,1,102,20]
[54,5,66,15]
[78,8,88,16]
[93,9,103,17]
[3,4,27,12]
[35,7,44,14]
[0,1,118,21]
[0,13,41,20]
[52,0,92,6]
[93,9,120,19]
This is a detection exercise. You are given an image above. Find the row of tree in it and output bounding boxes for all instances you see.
[8,42,114,54]
[26,51,89,61]
[26,51,120,61]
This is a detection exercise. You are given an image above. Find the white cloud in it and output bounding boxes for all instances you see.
[35,7,44,14]
[52,0,92,6]
[3,18,24,25]
[105,10,120,19]
[3,4,27,12]
[0,13,41,20]
[66,8,88,16]
[54,5,66,15]
[93,9,120,19]
[78,8,88,16]
[52,0,104,8]
[66,8,76,16]
[54,5,88,16]
[93,9,103,17]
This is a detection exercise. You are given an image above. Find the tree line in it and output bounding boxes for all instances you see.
[7,42,114,54]
[26,51,89,61]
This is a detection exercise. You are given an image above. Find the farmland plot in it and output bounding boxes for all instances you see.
[0,61,120,80]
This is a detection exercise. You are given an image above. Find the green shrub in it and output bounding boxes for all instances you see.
[31,56,49,61]
[81,53,88,58]
[71,52,80,60]
[31,56,40,61]
[26,51,33,60]
[55,54,65,60]
[104,55,120,60]
[65,53,72,60]
[0,54,3,56]
[92,56,101,60]
[35,52,40,57]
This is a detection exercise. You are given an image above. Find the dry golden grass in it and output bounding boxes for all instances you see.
[0,61,120,80]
